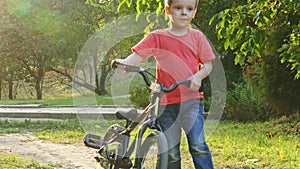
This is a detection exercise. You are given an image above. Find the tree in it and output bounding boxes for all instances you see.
[59,0,149,96]
[210,0,300,79]
[50,0,123,96]
[1,0,106,99]
[0,0,28,99]
[210,0,300,114]
[1,0,67,99]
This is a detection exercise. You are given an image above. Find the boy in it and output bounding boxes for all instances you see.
[115,0,215,168]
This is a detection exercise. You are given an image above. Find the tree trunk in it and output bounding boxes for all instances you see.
[50,67,108,96]
[35,79,42,100]
[99,65,109,95]
[8,80,13,100]
[0,78,2,100]
[35,67,44,100]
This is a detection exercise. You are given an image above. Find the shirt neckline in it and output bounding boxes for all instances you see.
[166,28,190,37]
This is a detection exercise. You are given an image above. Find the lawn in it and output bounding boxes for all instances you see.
[0,116,299,169]
[0,96,129,106]
[0,152,59,169]
[207,118,299,169]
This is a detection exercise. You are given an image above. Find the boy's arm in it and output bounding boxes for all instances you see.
[121,53,143,65]
[188,61,213,91]
[115,53,143,70]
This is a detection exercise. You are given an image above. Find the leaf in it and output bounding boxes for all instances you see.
[278,44,289,52]
[224,37,230,50]
[209,13,218,25]
[155,1,163,14]
[279,151,284,160]
[234,54,245,66]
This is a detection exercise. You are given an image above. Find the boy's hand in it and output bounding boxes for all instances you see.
[112,59,141,73]
[187,61,212,91]
[111,59,126,70]
[188,75,202,91]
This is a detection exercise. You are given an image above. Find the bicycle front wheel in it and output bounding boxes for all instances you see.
[140,131,168,169]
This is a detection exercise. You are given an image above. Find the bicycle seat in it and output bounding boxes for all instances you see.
[116,108,140,122]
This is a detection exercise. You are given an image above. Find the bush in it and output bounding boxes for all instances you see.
[244,52,300,116]
[129,80,150,108]
[223,82,276,122]
[243,20,300,116]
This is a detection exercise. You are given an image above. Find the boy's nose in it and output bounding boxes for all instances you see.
[182,8,187,15]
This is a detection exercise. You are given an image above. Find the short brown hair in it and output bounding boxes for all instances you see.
[164,0,199,8]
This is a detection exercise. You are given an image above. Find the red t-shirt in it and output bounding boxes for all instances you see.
[132,28,215,105]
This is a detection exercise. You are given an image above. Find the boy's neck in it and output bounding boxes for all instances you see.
[168,26,189,36]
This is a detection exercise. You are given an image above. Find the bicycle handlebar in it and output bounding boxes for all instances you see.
[111,60,141,72]
[111,60,204,93]
[160,80,190,92]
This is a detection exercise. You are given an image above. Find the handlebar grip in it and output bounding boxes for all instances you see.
[182,80,191,87]
[124,65,140,72]
[182,80,205,92]
[111,60,119,69]
[111,60,141,72]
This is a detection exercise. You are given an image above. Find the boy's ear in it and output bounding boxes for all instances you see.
[165,6,170,14]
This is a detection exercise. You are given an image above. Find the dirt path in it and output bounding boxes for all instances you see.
[0,133,97,169]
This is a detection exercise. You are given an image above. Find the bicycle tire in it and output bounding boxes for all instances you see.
[140,131,168,169]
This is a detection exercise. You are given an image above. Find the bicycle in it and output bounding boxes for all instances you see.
[84,60,197,169]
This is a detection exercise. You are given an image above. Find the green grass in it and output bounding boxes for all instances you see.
[0,152,61,169]
[207,119,299,169]
[0,119,85,143]
[0,118,124,143]
[0,98,74,106]
[0,96,129,106]
[0,117,299,168]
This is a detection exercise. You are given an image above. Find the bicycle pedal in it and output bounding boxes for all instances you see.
[84,133,104,149]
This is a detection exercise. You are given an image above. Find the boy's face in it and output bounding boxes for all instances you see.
[165,0,197,29]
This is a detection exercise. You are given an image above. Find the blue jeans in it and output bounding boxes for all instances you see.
[157,98,214,169]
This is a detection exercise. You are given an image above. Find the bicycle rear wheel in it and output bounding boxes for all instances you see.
[140,131,168,169]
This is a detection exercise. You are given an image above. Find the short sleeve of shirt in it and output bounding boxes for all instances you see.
[196,32,215,64]
[131,33,156,60]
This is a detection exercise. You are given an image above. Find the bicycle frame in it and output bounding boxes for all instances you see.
[94,90,164,169]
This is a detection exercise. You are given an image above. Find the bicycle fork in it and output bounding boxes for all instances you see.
[134,93,163,168]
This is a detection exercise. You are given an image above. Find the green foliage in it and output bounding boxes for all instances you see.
[244,50,300,116]
[129,76,150,108]
[240,16,300,116]
[209,0,300,117]
[210,0,300,79]
[118,0,164,14]
[224,82,276,122]
[278,22,300,79]
[1,0,97,99]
